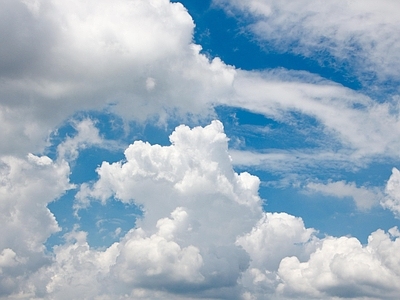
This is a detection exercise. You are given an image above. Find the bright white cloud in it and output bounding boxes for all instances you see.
[0,121,398,299]
[56,119,105,161]
[0,153,72,297]
[306,180,381,210]
[277,228,400,299]
[382,168,400,218]
[237,212,317,272]
[215,0,400,85]
[75,121,261,296]
[237,212,319,297]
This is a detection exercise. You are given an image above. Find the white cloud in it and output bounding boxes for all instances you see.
[56,119,105,161]
[64,121,260,297]
[306,180,381,211]
[215,0,400,85]
[39,121,320,299]
[0,0,235,156]
[237,213,319,297]
[0,153,72,297]
[113,207,204,286]
[382,167,400,218]
[0,121,397,299]
[237,212,317,272]
[36,229,119,299]
[277,228,400,299]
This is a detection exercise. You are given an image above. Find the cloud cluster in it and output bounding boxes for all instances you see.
[73,121,261,297]
[277,228,400,299]
[1,0,400,299]
[0,121,394,299]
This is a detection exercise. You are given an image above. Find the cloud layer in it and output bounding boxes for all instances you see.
[1,0,400,299]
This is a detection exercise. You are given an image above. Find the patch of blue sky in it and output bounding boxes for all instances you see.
[215,106,338,151]
[45,190,76,250]
[46,192,142,249]
[77,200,142,248]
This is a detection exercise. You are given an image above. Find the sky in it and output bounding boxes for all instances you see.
[1,0,400,299]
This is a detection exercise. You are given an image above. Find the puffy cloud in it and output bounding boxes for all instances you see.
[0,0,235,156]
[237,212,317,272]
[382,167,400,218]
[0,121,398,299]
[74,121,260,296]
[35,229,119,299]
[237,213,318,297]
[277,228,400,299]
[113,207,204,287]
[306,180,381,210]
[76,121,262,226]
[215,0,400,85]
[0,153,72,297]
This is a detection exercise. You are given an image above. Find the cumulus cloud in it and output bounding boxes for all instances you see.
[0,153,72,297]
[237,212,319,297]
[74,121,260,297]
[225,70,400,160]
[277,228,400,299]
[73,121,400,299]
[382,168,400,218]
[0,121,398,299]
[215,0,400,85]
[237,213,317,272]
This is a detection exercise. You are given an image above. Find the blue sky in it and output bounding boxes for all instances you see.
[1,0,400,299]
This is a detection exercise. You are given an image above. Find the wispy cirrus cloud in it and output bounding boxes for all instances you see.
[214,0,400,87]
